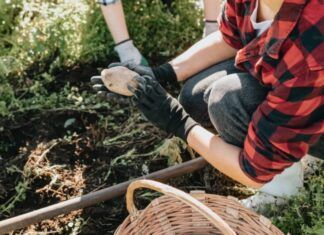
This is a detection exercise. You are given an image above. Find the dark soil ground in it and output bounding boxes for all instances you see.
[0,66,255,234]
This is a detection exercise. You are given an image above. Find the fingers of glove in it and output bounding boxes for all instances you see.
[108,61,136,70]
[139,74,165,96]
[90,75,103,85]
[133,87,145,101]
[131,77,156,104]
[134,75,148,87]
[127,83,139,96]
[106,93,129,104]
[95,88,128,104]
[127,83,145,103]
[130,94,150,112]
[93,84,109,92]
[97,91,109,99]
[105,92,120,99]
[134,75,155,94]
[129,77,147,96]
[127,64,153,77]
[150,78,167,96]
[138,76,157,97]
[130,96,139,106]
[136,76,166,105]
[142,84,156,104]
[108,62,124,69]
[125,62,140,71]
[137,80,149,93]
[141,75,154,86]
[109,62,154,79]
[146,83,154,94]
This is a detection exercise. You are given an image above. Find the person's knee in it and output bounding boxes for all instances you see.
[178,59,240,125]
[207,75,250,147]
[178,81,208,124]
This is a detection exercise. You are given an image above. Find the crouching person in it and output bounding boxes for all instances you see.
[92,0,323,210]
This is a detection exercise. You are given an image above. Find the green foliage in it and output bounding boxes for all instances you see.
[0,165,30,216]
[0,0,202,120]
[81,0,202,64]
[0,0,202,78]
[264,166,324,234]
[0,0,90,78]
[0,0,22,53]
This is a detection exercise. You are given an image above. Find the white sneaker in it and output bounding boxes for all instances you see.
[260,161,304,197]
[240,155,323,213]
[240,191,286,213]
[240,161,303,213]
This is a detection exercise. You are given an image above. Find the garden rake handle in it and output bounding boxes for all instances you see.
[126,180,236,235]
[0,157,208,234]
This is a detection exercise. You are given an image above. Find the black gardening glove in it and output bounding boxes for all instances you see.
[90,75,129,103]
[108,62,178,88]
[91,62,178,102]
[128,75,198,140]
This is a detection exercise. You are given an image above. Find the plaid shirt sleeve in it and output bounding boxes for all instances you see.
[240,68,324,183]
[219,0,244,49]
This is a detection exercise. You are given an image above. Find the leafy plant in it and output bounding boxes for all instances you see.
[264,165,324,234]
[0,0,202,119]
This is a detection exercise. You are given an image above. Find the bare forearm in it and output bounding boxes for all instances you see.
[203,0,222,20]
[100,1,129,43]
[187,126,263,188]
[170,31,237,81]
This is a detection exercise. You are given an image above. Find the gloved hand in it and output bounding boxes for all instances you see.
[91,62,178,102]
[90,75,128,103]
[108,62,178,88]
[90,64,154,102]
[128,75,198,140]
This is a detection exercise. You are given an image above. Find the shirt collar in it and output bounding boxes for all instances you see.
[263,0,308,59]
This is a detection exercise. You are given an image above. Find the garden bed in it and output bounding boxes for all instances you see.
[0,67,254,234]
[0,1,323,234]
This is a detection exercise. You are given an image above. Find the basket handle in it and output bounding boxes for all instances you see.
[126,179,236,235]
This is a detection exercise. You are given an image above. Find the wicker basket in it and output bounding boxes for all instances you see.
[115,180,284,235]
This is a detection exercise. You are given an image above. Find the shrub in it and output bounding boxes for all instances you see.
[0,0,202,78]
[80,0,203,65]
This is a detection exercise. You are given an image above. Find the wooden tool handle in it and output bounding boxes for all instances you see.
[126,179,236,235]
[101,66,139,96]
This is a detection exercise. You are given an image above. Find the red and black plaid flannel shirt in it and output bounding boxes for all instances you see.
[219,0,324,183]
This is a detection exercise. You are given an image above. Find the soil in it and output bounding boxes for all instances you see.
[2,65,322,234]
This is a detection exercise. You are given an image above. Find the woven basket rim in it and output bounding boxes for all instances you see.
[115,180,284,235]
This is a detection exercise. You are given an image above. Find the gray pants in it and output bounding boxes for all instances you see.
[179,59,270,148]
